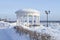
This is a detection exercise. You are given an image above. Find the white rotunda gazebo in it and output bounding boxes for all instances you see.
[15,9,40,27]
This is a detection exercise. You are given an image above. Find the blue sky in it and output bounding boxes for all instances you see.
[0,0,60,21]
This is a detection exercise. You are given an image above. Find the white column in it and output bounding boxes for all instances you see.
[21,16,24,24]
[36,16,40,25]
[16,15,18,26]
[36,16,38,24]
[20,16,23,24]
[19,17,21,25]
[27,15,29,24]
[39,16,40,24]
[32,15,34,25]
[17,15,20,26]
[35,17,37,24]
[16,18,18,26]
[17,18,20,26]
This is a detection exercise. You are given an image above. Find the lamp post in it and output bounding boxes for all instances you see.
[45,10,50,27]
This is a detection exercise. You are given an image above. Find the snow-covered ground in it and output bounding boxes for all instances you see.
[0,28,30,40]
[0,21,30,40]
[0,21,60,40]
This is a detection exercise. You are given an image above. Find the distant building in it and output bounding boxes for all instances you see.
[15,9,40,26]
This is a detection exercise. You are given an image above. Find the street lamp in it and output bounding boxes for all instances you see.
[45,10,50,27]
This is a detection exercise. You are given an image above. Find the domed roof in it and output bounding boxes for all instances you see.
[15,8,40,13]
[15,8,40,16]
